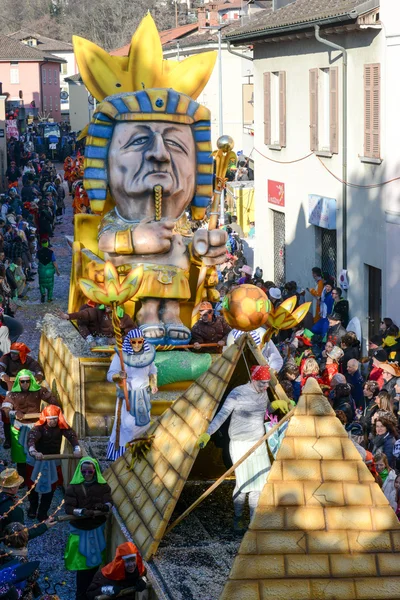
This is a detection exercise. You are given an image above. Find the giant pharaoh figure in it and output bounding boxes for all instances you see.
[71,16,227,345]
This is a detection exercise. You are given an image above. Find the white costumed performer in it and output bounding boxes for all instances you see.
[106,329,158,460]
[198,365,288,531]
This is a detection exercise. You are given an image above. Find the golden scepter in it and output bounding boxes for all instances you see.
[78,262,143,447]
[191,135,234,325]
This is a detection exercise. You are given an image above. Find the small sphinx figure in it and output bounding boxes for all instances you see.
[73,15,227,345]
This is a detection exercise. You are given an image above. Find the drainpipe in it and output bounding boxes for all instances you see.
[226,40,253,61]
[314,25,348,269]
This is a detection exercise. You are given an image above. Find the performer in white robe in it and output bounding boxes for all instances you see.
[198,365,288,531]
[106,329,157,461]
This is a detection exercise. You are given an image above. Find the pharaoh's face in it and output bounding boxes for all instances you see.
[108,122,196,221]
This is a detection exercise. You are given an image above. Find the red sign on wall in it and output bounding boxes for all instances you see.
[268,180,285,207]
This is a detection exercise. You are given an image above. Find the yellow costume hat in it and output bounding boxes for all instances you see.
[73,14,217,220]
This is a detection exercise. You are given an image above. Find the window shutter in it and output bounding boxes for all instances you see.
[329,67,338,154]
[364,63,380,158]
[364,64,372,157]
[279,71,286,147]
[372,63,381,158]
[309,68,318,151]
[263,72,271,146]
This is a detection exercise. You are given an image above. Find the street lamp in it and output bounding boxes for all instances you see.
[200,24,227,137]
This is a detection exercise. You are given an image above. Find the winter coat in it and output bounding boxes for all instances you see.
[191,316,231,345]
[86,568,147,600]
[333,299,349,327]
[0,491,24,534]
[339,346,360,375]
[346,370,365,409]
[382,376,397,400]
[381,469,397,510]
[67,307,135,339]
[361,400,379,436]
[64,480,112,531]
[371,432,396,468]
[27,423,79,456]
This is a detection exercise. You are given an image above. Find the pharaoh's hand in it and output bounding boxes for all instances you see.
[192,229,228,266]
[132,218,175,254]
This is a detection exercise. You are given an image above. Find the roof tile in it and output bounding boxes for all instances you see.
[0,33,65,61]
[8,30,73,52]
[226,0,379,40]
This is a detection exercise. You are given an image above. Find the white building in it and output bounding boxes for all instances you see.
[226,0,400,344]
[8,31,76,118]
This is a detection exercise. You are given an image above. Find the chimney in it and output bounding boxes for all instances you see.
[198,3,220,28]
[273,0,296,10]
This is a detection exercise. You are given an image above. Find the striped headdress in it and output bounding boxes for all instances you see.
[122,328,151,355]
[84,89,213,220]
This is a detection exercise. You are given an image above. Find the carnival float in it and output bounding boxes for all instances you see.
[37,13,400,600]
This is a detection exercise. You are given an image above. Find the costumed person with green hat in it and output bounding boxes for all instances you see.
[37,238,60,303]
[1,369,59,478]
[64,457,113,600]
[106,329,157,461]
[0,370,60,480]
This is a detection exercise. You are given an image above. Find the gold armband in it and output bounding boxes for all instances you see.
[115,229,134,254]
[149,374,157,389]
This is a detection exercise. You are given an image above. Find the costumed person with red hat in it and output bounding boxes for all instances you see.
[106,329,158,460]
[198,365,289,532]
[86,543,148,600]
[190,301,231,352]
[64,457,113,600]
[0,342,43,449]
[27,406,82,521]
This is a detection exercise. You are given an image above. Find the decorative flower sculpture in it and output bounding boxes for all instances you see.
[263,296,312,341]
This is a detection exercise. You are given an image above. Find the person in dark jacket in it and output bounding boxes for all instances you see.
[191,301,231,351]
[86,543,147,600]
[0,469,24,535]
[361,380,380,439]
[346,359,365,409]
[59,305,135,347]
[331,382,355,423]
[370,414,398,468]
[27,405,82,521]
[37,240,60,303]
[331,287,349,327]
[339,332,360,374]
[327,313,347,347]
[64,457,113,600]
[380,361,400,400]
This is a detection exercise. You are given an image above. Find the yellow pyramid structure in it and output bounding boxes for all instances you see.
[220,377,400,600]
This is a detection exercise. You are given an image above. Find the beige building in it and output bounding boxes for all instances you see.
[227,0,400,343]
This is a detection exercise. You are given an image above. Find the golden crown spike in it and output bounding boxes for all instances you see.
[73,13,217,102]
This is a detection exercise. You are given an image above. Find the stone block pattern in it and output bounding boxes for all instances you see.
[220,377,400,600]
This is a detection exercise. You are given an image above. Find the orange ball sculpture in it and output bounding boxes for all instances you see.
[222,284,271,332]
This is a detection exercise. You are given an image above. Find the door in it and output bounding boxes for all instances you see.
[368,265,382,339]
[272,209,285,286]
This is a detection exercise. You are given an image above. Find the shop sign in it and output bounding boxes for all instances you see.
[308,194,336,230]
[268,180,285,207]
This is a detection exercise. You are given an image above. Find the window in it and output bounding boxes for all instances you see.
[61,63,68,75]
[48,69,52,84]
[10,62,19,85]
[55,100,59,111]
[54,69,58,84]
[263,71,286,147]
[42,68,46,84]
[43,95,47,109]
[309,67,338,154]
[49,96,53,110]
[364,63,381,158]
